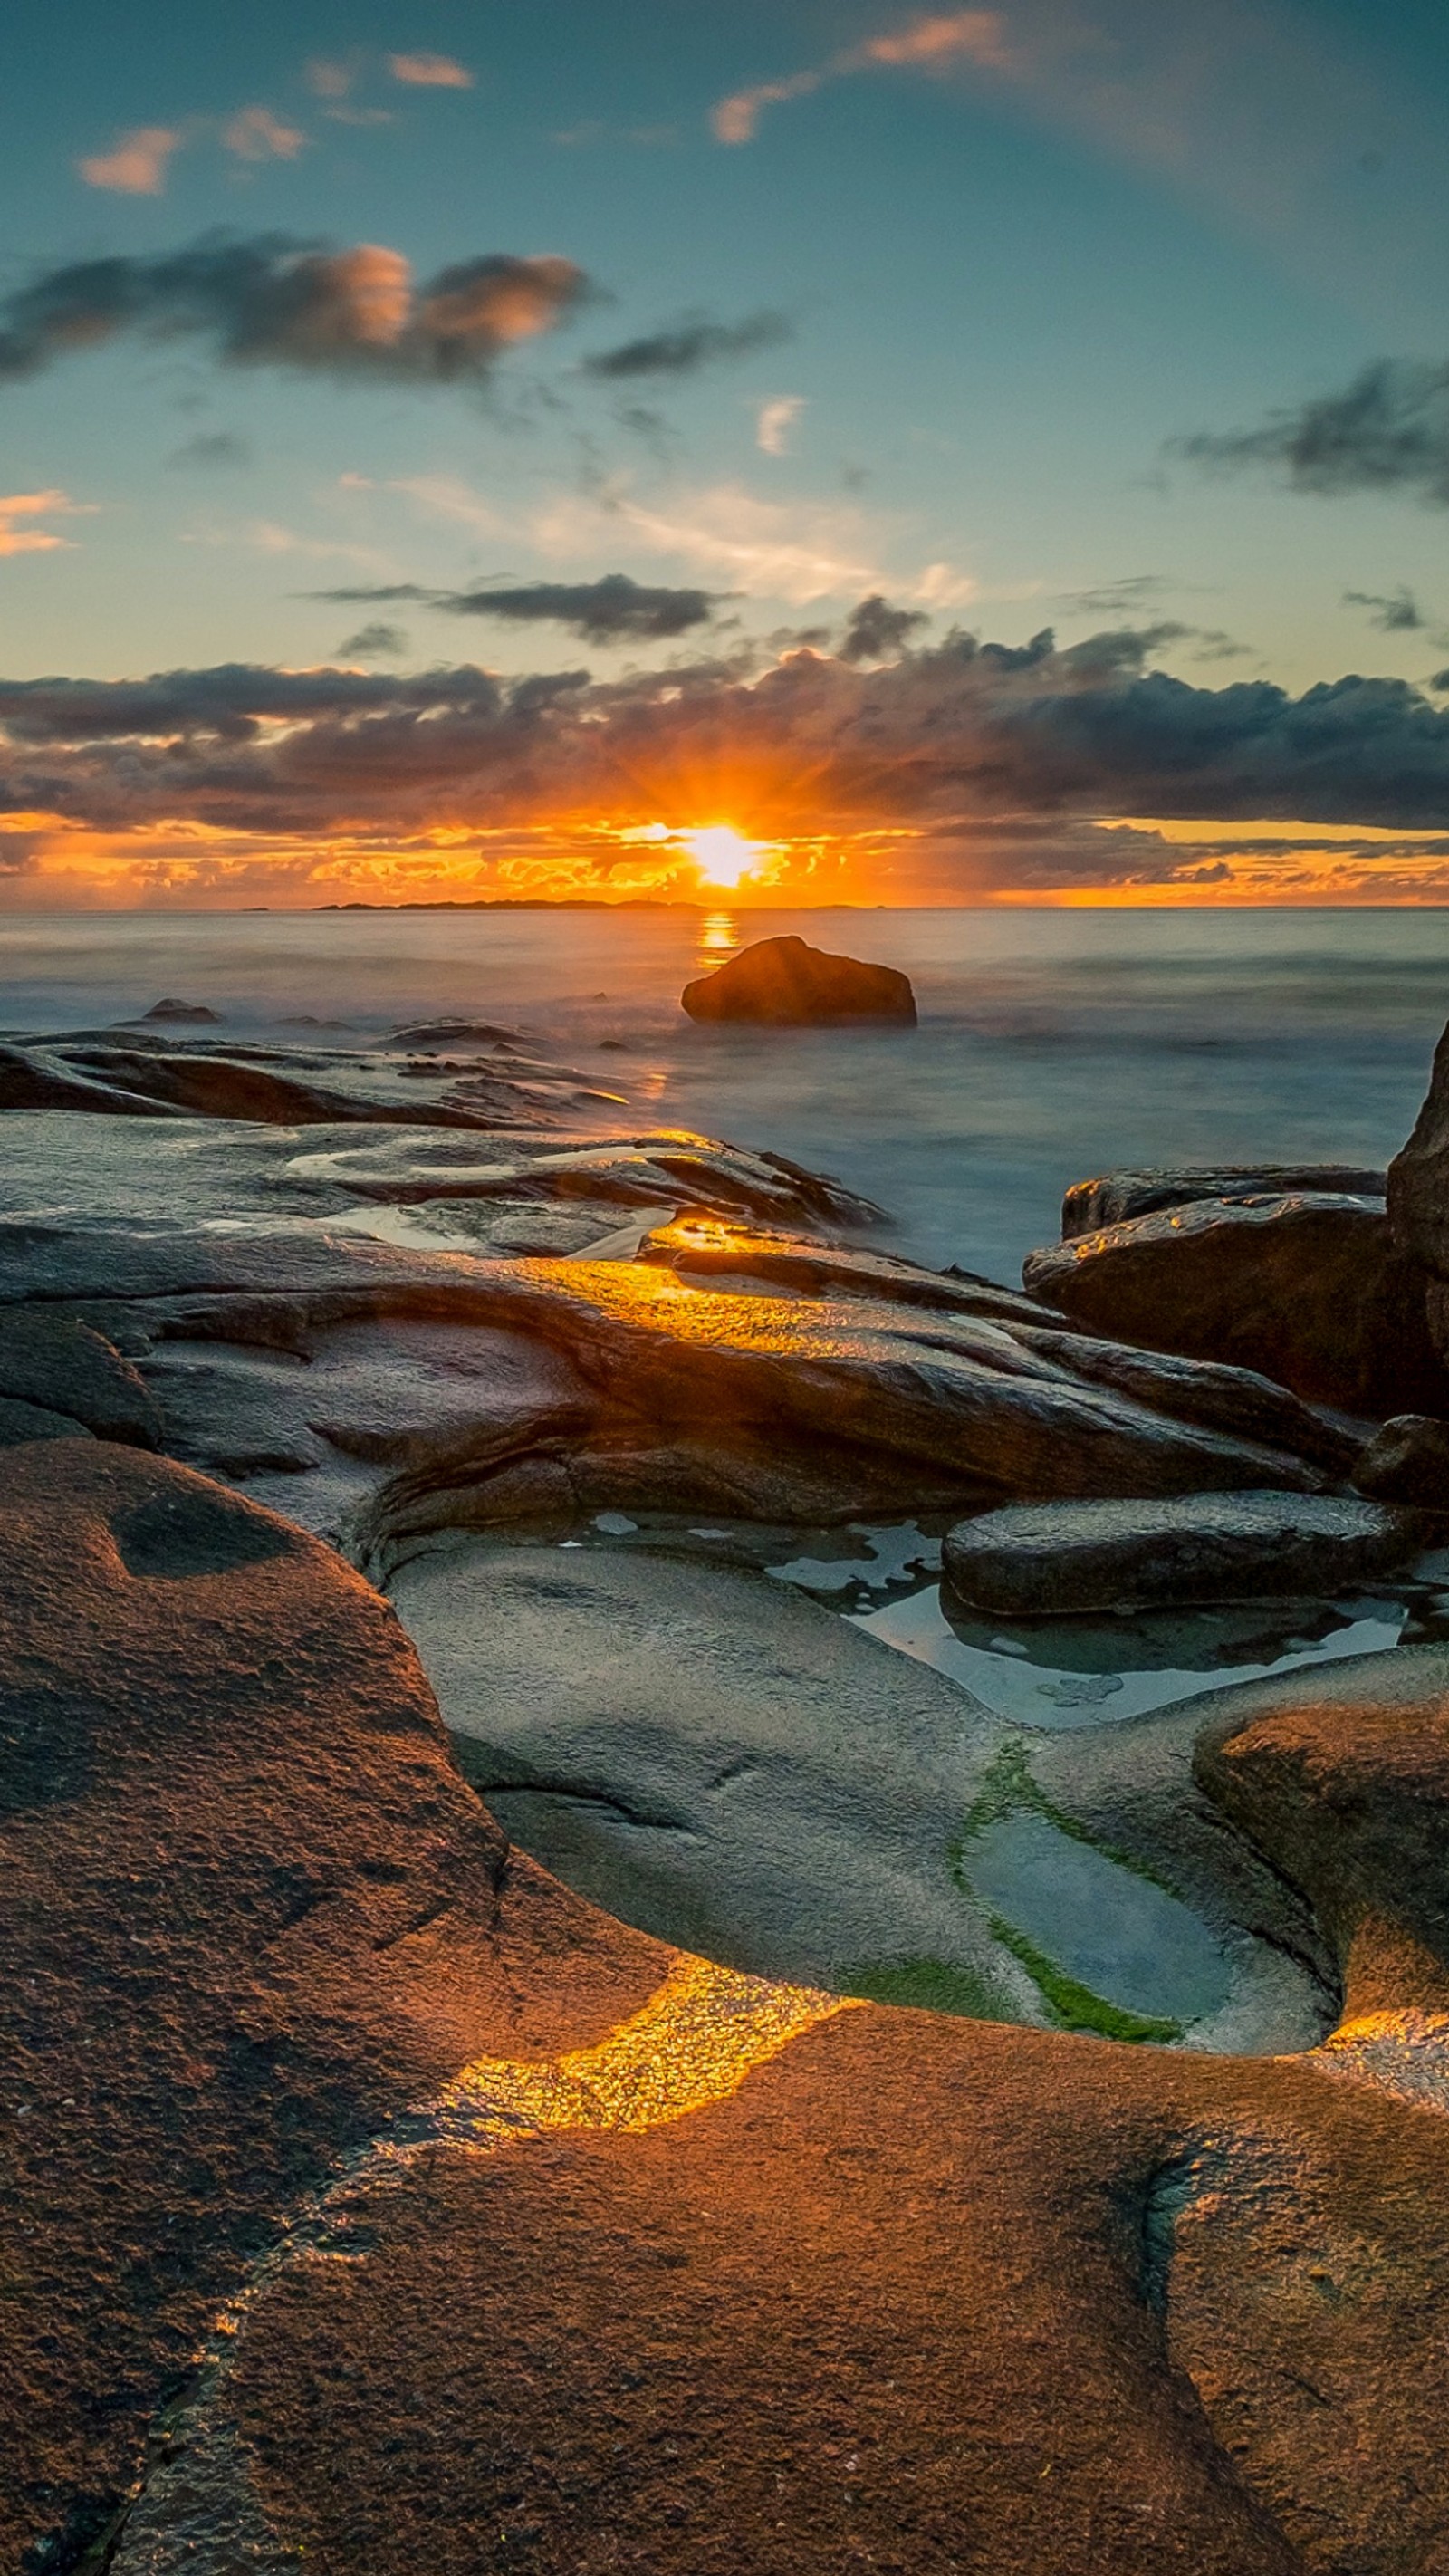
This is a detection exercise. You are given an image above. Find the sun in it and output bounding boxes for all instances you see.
[680,824,765,889]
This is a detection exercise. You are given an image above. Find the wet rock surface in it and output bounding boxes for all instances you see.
[682,932,917,1026]
[1025,1190,1448,1417]
[942,1493,1422,1618]
[1063,1163,1388,1235]
[7,1446,1449,2573]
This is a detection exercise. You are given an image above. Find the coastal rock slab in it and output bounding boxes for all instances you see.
[942,1493,1421,1619]
[682,933,916,1026]
[1025,1191,1447,1417]
[1063,1164,1387,1235]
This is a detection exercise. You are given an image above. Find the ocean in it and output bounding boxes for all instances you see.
[4,903,1446,1281]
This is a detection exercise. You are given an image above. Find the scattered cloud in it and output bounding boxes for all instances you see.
[388,53,474,89]
[314,572,725,644]
[0,490,95,555]
[1344,585,1425,631]
[1059,573,1178,616]
[167,431,253,471]
[338,621,408,660]
[0,237,590,392]
[582,311,790,381]
[531,479,881,603]
[840,594,929,661]
[1177,359,1449,506]
[77,125,183,195]
[712,8,1010,144]
[221,107,308,163]
[305,58,355,101]
[757,396,805,456]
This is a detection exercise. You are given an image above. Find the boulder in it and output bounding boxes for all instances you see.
[0,1394,91,1445]
[681,933,916,1027]
[941,1492,1421,1619]
[1352,1412,1449,1507]
[1063,1163,1387,1237]
[1025,1191,1447,1417]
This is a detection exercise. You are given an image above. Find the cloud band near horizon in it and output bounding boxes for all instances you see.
[5,630,1449,863]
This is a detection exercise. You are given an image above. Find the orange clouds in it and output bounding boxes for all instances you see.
[712,9,1011,144]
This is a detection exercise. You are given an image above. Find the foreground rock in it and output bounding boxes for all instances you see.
[942,1493,1422,1619]
[0,1209,1356,1551]
[1025,1190,1448,1418]
[9,1444,1449,2572]
[682,933,917,1026]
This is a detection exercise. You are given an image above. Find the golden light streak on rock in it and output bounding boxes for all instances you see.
[435,1956,851,2142]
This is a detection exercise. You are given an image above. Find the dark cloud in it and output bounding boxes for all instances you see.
[11,629,1449,847]
[338,622,408,660]
[839,594,929,662]
[167,431,252,471]
[311,572,724,643]
[1058,574,1176,615]
[1177,359,1449,505]
[581,310,790,380]
[0,236,590,390]
[1344,586,1424,631]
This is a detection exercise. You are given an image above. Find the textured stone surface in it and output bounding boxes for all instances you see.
[1025,1191,1447,1417]
[1352,1413,1449,1506]
[682,934,917,1026]
[1063,1164,1387,1236]
[942,1493,1421,1618]
[0,1307,160,1445]
[10,1446,1449,2574]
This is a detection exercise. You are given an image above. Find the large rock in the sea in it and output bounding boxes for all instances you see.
[682,933,916,1026]
[10,1442,1449,2571]
[1063,1163,1388,1237]
[941,1492,1421,1618]
[1025,1190,1448,1418]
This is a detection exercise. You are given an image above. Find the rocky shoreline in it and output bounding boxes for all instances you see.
[6,1007,1449,2569]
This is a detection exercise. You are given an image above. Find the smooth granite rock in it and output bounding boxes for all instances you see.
[942,1492,1422,1619]
[0,1308,161,1445]
[10,1444,1449,2574]
[1352,1413,1449,1507]
[682,934,916,1026]
[0,1392,91,1444]
[1063,1164,1387,1236]
[1025,1191,1448,1417]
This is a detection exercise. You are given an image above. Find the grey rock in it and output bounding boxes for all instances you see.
[1351,1413,1449,1507]
[1025,1191,1447,1417]
[0,1397,93,1445]
[942,1492,1421,1619]
[1063,1164,1387,1236]
[0,1310,160,1445]
[682,934,916,1027]
[131,998,222,1024]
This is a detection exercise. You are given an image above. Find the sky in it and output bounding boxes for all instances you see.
[4,0,1449,907]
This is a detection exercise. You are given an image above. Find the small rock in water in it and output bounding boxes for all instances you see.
[681,934,916,1027]
[942,1491,1422,1617]
[132,997,221,1024]
[1352,1414,1449,1507]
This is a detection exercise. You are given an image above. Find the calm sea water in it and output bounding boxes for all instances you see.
[3,904,1446,1283]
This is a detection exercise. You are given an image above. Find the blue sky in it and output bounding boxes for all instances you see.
[4,0,1449,903]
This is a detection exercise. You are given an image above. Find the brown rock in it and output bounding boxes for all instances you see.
[10,1445,1449,2572]
[682,934,916,1026]
[1024,1191,1447,1418]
